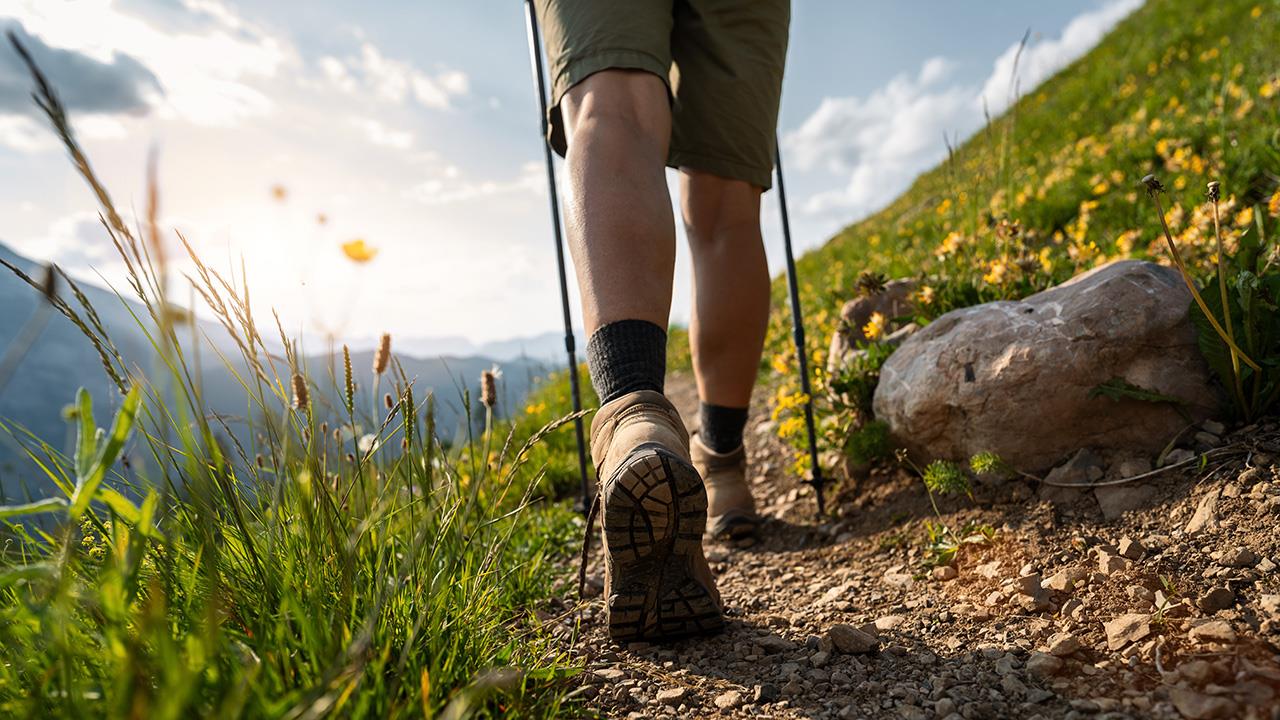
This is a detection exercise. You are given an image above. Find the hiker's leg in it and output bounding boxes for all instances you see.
[560,70,675,335]
[681,170,769,415]
[680,169,766,539]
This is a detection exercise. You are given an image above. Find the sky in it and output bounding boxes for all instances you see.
[0,0,1142,348]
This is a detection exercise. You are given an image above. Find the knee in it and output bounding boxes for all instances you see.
[561,71,670,157]
[682,171,762,246]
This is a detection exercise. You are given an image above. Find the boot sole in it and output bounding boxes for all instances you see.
[603,445,724,643]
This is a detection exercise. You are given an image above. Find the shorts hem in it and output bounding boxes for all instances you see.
[669,148,774,191]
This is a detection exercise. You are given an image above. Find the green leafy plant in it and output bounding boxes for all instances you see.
[897,450,1002,567]
[1143,176,1279,421]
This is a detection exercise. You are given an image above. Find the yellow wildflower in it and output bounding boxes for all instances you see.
[341,239,378,263]
[982,259,1008,285]
[862,312,886,341]
[916,285,935,306]
[1235,206,1254,228]
[1092,181,1110,195]
[1252,5,1263,18]
[778,416,805,440]
[1268,189,1280,218]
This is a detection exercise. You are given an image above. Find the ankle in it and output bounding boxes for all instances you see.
[586,320,667,405]
[698,402,748,453]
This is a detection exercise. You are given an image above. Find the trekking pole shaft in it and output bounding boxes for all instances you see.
[774,141,826,518]
[524,0,591,507]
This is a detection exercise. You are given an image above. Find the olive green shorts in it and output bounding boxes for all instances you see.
[533,0,790,190]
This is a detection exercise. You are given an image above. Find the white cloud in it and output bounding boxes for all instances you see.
[980,0,1143,115]
[349,117,414,149]
[321,43,468,110]
[3,0,292,126]
[786,0,1142,219]
[787,58,972,215]
[406,162,543,205]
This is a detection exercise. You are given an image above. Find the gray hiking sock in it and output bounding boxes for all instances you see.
[586,320,667,406]
[699,402,748,454]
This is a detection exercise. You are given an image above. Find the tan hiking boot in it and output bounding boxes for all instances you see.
[690,434,760,541]
[588,390,723,642]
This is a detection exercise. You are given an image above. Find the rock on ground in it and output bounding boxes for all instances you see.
[873,260,1217,471]
[826,279,916,377]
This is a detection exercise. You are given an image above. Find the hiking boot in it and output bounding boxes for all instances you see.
[589,390,723,642]
[690,433,760,541]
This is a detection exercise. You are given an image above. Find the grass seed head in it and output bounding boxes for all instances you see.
[373,333,391,375]
[342,345,354,413]
[480,369,497,410]
[291,373,309,411]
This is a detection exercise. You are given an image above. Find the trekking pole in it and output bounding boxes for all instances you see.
[523,0,592,511]
[774,141,827,518]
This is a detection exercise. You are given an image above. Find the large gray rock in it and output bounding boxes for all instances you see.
[873,260,1218,471]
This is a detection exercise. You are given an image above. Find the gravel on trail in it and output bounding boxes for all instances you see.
[538,374,1280,719]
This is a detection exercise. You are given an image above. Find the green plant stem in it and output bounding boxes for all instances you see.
[1209,198,1247,414]
[1150,192,1260,371]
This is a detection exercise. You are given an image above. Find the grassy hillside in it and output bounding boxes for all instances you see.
[763,0,1280,472]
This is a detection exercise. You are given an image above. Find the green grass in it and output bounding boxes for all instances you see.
[763,0,1280,470]
[0,34,589,718]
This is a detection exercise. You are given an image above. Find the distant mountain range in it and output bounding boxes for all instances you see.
[0,242,552,501]
[337,330,586,365]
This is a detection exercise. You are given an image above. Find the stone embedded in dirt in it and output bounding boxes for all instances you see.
[595,667,627,682]
[1045,632,1082,657]
[1026,651,1064,678]
[1097,549,1131,575]
[1045,566,1090,592]
[1114,456,1153,479]
[1193,431,1221,447]
[826,279,917,377]
[756,634,796,654]
[655,687,688,706]
[872,260,1216,472]
[932,565,958,581]
[874,615,906,631]
[753,683,780,703]
[1118,537,1145,560]
[1094,483,1159,520]
[1221,547,1258,567]
[1196,587,1235,613]
[1059,597,1084,619]
[975,560,1002,578]
[1258,556,1277,573]
[1104,613,1151,650]
[1039,450,1104,505]
[1260,594,1280,616]
[1185,489,1221,535]
[1177,659,1216,684]
[713,690,744,710]
[1014,574,1043,596]
[1202,419,1226,436]
[882,567,915,589]
[827,623,879,654]
[1170,687,1240,719]
[1163,447,1197,466]
[1188,620,1236,645]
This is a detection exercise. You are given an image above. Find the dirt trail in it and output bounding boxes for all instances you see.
[550,373,1280,719]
